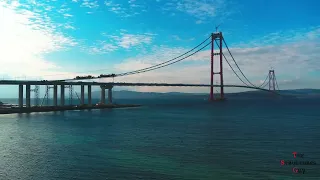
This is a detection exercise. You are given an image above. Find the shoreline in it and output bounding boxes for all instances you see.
[0,104,142,114]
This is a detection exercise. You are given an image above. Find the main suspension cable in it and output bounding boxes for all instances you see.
[260,81,269,89]
[215,40,250,87]
[116,41,212,77]
[258,74,269,88]
[58,39,212,82]
[274,74,280,90]
[222,38,257,87]
[116,35,212,76]
[57,35,212,81]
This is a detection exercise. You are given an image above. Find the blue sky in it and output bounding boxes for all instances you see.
[0,0,320,97]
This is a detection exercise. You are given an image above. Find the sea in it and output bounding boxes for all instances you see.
[0,97,319,180]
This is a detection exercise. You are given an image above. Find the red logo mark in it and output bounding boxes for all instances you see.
[293,152,297,158]
[292,152,304,158]
[292,167,305,174]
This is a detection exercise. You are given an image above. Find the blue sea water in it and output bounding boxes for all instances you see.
[0,97,320,180]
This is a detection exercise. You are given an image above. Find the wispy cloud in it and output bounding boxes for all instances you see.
[162,0,230,23]
[172,35,182,41]
[81,0,99,9]
[114,45,188,71]
[170,35,195,42]
[115,33,154,49]
[63,13,73,18]
[57,7,71,14]
[0,1,76,79]
[86,41,119,54]
[104,0,145,17]
[64,24,76,30]
[176,0,217,18]
[195,20,203,24]
[86,32,156,54]
[236,26,320,47]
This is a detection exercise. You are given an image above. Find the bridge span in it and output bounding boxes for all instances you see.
[0,80,276,111]
[101,82,272,92]
[0,80,270,91]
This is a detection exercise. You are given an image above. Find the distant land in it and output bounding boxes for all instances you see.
[91,89,320,99]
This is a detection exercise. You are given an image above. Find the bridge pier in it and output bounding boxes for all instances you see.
[26,84,31,108]
[100,86,105,104]
[19,84,23,108]
[100,85,113,105]
[80,85,85,105]
[53,85,58,106]
[60,85,65,106]
[108,88,112,104]
[88,85,92,106]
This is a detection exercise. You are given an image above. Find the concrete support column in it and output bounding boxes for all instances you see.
[108,88,112,104]
[53,85,58,106]
[26,84,31,108]
[81,85,85,105]
[60,85,65,106]
[100,86,105,104]
[19,84,23,108]
[88,85,92,106]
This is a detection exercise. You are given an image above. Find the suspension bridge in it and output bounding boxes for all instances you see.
[0,32,280,113]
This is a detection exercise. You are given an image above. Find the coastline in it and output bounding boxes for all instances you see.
[0,104,141,114]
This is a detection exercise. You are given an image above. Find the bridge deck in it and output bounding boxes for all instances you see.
[0,80,273,92]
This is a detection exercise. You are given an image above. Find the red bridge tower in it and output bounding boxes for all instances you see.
[210,32,224,101]
[268,70,276,91]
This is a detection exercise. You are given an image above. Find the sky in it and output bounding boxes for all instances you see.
[0,0,320,97]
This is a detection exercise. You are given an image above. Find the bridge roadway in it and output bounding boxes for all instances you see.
[0,80,278,113]
[0,80,271,92]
